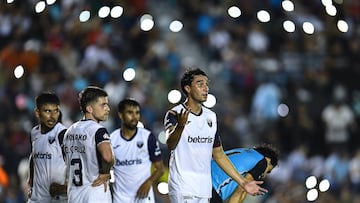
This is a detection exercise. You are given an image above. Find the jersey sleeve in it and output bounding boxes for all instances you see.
[95,127,110,145]
[248,158,267,181]
[213,131,222,148]
[58,129,67,146]
[148,133,162,162]
[164,110,177,130]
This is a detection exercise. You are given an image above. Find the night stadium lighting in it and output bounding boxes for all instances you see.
[325,5,337,16]
[321,0,332,7]
[98,6,110,18]
[277,103,289,117]
[319,179,330,192]
[140,14,154,31]
[305,175,317,189]
[337,20,349,32]
[14,65,24,79]
[140,18,154,31]
[46,0,56,5]
[282,0,295,12]
[203,94,216,108]
[228,6,241,18]
[110,6,123,18]
[157,131,167,145]
[169,20,183,32]
[283,20,296,32]
[307,188,319,201]
[140,14,153,22]
[35,1,46,13]
[167,90,181,104]
[79,10,90,22]
[123,68,136,81]
[302,22,315,34]
[157,182,169,195]
[257,10,271,23]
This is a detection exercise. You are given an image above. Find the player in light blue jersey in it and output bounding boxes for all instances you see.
[110,98,164,203]
[164,68,268,203]
[211,144,279,203]
[28,92,67,203]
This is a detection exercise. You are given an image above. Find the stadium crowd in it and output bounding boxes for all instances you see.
[0,0,359,202]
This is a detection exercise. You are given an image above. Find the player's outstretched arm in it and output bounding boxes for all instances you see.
[165,109,190,150]
[212,146,267,196]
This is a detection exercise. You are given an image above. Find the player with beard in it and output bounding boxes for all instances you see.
[110,98,164,203]
[28,92,68,203]
[63,86,114,203]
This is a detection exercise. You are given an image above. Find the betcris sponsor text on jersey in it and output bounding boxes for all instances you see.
[115,158,142,166]
[33,152,52,159]
[187,136,213,143]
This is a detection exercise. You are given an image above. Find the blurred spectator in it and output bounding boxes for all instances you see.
[349,149,360,194]
[322,84,356,153]
[323,150,350,196]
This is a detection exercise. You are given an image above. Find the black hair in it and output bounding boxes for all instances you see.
[180,68,207,95]
[117,98,140,113]
[35,92,60,108]
[79,86,108,113]
[253,143,280,167]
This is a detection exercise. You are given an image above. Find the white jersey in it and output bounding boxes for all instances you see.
[63,119,112,203]
[28,122,67,203]
[110,127,162,203]
[164,104,220,198]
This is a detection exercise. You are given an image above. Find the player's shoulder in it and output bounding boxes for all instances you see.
[30,125,40,139]
[82,119,104,130]
[109,128,120,138]
[110,128,120,137]
[201,106,216,117]
[54,122,67,131]
[31,125,40,133]
[168,103,183,112]
[137,127,151,135]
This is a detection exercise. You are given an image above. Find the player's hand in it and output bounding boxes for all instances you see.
[92,173,111,192]
[170,108,190,127]
[136,180,152,199]
[49,182,67,196]
[243,180,268,196]
[27,188,32,199]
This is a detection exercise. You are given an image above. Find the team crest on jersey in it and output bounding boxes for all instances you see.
[103,133,110,139]
[137,141,144,148]
[207,119,213,127]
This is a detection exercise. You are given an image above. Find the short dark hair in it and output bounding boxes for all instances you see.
[180,68,207,95]
[79,86,108,113]
[35,92,60,108]
[254,143,280,167]
[117,98,140,113]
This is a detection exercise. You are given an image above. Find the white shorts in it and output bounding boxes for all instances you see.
[113,195,154,203]
[169,194,210,203]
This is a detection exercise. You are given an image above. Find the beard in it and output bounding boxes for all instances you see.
[123,122,137,130]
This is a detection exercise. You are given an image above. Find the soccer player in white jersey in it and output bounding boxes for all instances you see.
[110,98,164,203]
[63,86,114,203]
[27,92,68,203]
[164,68,268,203]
